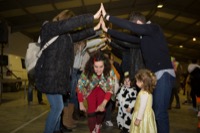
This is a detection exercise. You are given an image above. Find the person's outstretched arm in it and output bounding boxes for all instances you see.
[108,29,140,44]
[101,3,149,35]
[70,18,102,42]
[101,17,141,44]
[41,4,102,41]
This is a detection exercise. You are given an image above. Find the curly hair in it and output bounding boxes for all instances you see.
[135,69,157,93]
[84,51,111,80]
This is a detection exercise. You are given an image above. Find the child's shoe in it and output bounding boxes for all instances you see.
[105,121,113,126]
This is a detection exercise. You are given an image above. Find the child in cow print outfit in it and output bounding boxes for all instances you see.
[116,72,137,133]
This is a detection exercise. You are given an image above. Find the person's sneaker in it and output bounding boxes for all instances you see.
[95,124,100,132]
[105,121,113,126]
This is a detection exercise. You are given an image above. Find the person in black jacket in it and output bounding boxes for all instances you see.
[109,38,145,82]
[188,59,200,111]
[35,8,102,133]
[100,3,175,133]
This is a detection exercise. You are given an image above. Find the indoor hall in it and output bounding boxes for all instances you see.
[0,0,200,133]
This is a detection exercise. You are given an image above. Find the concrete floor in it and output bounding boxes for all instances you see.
[0,89,199,133]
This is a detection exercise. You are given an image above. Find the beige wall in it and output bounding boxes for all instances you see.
[0,27,32,58]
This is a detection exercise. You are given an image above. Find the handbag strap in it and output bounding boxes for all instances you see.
[37,36,59,58]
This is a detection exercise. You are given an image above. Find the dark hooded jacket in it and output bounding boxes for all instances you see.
[110,38,145,82]
[35,14,95,94]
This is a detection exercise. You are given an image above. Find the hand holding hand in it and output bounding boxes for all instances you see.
[101,17,108,32]
[94,4,102,20]
[101,3,106,18]
[94,18,102,31]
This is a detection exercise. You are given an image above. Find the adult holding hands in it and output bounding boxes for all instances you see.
[100,3,175,133]
[35,4,104,133]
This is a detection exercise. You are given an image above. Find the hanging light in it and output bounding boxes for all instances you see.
[157,3,163,8]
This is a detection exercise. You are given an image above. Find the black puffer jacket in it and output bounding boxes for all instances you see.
[35,14,95,94]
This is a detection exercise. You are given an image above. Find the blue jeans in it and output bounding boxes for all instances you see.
[44,94,64,133]
[153,72,175,133]
[27,84,43,103]
[68,69,81,108]
[27,71,43,103]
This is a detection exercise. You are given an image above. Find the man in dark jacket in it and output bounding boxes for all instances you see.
[101,3,175,133]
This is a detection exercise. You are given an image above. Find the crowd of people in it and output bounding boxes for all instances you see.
[25,3,200,133]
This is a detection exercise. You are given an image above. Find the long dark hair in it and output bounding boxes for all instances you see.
[84,51,111,80]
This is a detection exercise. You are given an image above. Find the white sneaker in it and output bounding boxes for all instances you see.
[105,121,113,126]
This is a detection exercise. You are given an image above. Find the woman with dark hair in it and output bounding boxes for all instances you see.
[76,51,116,133]
[35,8,102,133]
[62,38,107,131]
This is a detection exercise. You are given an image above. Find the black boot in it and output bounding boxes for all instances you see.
[73,107,80,120]
[79,110,86,119]
[61,107,73,132]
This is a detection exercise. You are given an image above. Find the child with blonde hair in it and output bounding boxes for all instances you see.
[130,69,157,133]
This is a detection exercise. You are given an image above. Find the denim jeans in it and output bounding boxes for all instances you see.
[44,94,64,133]
[153,72,175,133]
[27,85,34,102]
[68,69,81,108]
[27,84,43,103]
[27,70,43,103]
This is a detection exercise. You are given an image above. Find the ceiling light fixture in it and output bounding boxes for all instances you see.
[157,3,163,8]
[179,45,183,48]
[193,37,196,41]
